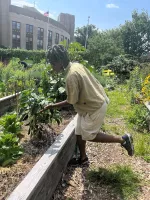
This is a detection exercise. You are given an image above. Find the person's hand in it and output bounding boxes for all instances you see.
[39,104,54,113]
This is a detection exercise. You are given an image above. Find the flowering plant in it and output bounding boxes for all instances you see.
[142,74,150,102]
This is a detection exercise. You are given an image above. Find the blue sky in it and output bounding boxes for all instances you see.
[12,0,150,30]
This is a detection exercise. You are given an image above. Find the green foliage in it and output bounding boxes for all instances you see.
[134,134,150,162]
[0,113,22,135]
[0,133,23,166]
[86,28,124,68]
[127,104,150,132]
[46,74,66,102]
[129,67,142,92]
[87,165,140,200]
[93,73,107,87]
[128,66,143,104]
[75,24,98,46]
[68,42,86,62]
[121,10,150,57]
[19,90,62,138]
[108,55,139,82]
[0,48,45,63]
[140,63,150,80]
[0,59,46,97]
[105,77,117,90]
[106,87,129,118]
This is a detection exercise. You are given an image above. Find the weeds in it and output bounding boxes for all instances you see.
[87,165,141,200]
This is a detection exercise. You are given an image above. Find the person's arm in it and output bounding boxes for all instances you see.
[51,100,70,108]
[40,100,70,113]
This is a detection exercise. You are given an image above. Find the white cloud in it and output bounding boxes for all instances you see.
[106,4,119,9]
[11,0,34,7]
[11,0,56,19]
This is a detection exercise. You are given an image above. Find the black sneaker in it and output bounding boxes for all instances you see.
[68,156,89,166]
[121,134,134,156]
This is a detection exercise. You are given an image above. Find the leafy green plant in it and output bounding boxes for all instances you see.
[128,66,144,104]
[109,55,139,82]
[68,42,86,62]
[0,133,23,166]
[134,134,150,162]
[127,104,150,132]
[0,113,22,135]
[128,67,142,92]
[19,90,62,139]
[0,48,45,63]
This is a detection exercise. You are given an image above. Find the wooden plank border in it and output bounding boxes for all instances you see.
[7,116,77,200]
[0,93,20,116]
[144,101,150,111]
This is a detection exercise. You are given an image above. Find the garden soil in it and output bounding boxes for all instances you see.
[0,110,75,200]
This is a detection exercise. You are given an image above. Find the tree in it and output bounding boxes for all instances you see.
[107,55,139,81]
[121,10,150,57]
[75,24,98,46]
[86,28,124,68]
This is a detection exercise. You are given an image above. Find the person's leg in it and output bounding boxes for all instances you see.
[91,132,124,143]
[71,114,88,164]
[77,135,87,160]
[88,132,134,156]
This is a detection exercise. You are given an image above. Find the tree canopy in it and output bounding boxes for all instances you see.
[75,10,150,70]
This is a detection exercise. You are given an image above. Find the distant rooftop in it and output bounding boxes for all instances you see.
[23,6,40,14]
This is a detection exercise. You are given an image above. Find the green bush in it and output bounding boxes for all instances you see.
[108,55,139,82]
[134,134,150,162]
[0,48,45,63]
[0,113,22,135]
[140,63,150,80]
[19,90,62,138]
[128,104,150,132]
[0,133,23,166]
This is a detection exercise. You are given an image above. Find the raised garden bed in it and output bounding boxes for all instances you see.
[144,101,150,111]
[144,101,150,131]
[0,111,76,200]
[0,93,20,116]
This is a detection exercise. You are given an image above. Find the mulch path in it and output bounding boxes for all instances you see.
[52,118,150,200]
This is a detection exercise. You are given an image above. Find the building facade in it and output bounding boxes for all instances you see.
[58,13,75,42]
[0,0,75,50]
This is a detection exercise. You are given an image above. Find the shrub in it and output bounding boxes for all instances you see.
[0,133,23,166]
[108,55,139,82]
[142,74,150,102]
[19,90,62,139]
[128,104,150,132]
[0,48,45,63]
[0,113,22,135]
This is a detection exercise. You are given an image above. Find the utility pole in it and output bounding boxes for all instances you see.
[85,16,90,49]
[46,10,50,50]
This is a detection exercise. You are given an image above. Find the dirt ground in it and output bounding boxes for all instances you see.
[0,112,149,200]
[0,110,74,200]
[52,118,150,200]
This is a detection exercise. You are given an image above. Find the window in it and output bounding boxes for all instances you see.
[37,28,44,49]
[61,35,64,41]
[12,21,21,48]
[48,30,52,47]
[26,24,33,50]
[55,33,59,44]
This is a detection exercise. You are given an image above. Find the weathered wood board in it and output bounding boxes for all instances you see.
[0,93,19,116]
[7,115,77,200]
